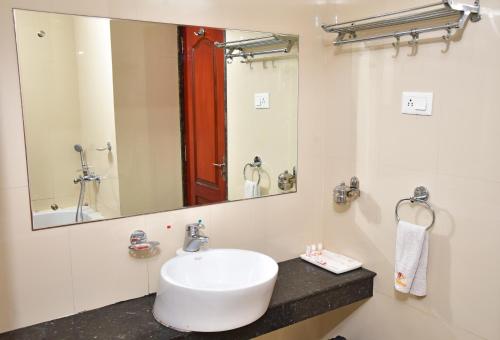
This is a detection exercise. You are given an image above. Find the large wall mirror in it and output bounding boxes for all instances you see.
[13,9,299,230]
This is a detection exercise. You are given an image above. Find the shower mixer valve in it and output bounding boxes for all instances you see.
[73,172,101,184]
[73,143,102,223]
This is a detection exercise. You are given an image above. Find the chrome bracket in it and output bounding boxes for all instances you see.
[408,32,419,56]
[129,230,160,258]
[392,36,400,58]
[334,176,360,205]
[441,28,452,53]
[194,27,205,37]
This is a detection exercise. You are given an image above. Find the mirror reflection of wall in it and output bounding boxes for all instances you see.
[14,9,298,230]
[226,30,298,200]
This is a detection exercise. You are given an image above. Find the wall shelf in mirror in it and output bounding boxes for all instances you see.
[215,34,297,63]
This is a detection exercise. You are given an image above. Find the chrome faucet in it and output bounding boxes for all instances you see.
[183,220,209,252]
[73,173,101,184]
[73,144,101,223]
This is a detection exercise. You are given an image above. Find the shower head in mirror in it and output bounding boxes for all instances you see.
[73,144,87,170]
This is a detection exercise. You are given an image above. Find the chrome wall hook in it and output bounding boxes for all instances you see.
[441,28,452,53]
[408,32,419,56]
[334,176,360,205]
[96,141,112,152]
[194,27,205,37]
[392,36,400,58]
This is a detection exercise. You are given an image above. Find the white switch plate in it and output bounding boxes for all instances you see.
[255,93,270,109]
[401,92,433,116]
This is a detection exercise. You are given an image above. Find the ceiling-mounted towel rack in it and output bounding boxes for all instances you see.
[215,34,297,63]
[321,0,481,47]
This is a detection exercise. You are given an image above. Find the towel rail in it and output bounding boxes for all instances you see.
[215,34,297,64]
[243,156,262,185]
[322,0,481,48]
[395,186,436,229]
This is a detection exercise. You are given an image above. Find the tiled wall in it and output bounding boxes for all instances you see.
[226,30,298,199]
[320,0,500,339]
[3,0,498,338]
[16,11,84,211]
[0,0,328,332]
[111,19,184,216]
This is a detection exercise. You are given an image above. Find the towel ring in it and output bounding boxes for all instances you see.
[243,156,262,185]
[395,186,435,230]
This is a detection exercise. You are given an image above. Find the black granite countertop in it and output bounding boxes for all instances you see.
[0,258,376,340]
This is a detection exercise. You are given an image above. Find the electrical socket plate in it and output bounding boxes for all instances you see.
[401,92,433,116]
[255,92,270,109]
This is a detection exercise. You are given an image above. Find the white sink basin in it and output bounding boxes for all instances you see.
[153,249,278,332]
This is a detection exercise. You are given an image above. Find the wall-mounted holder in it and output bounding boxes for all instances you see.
[129,230,160,258]
[244,156,263,185]
[96,141,112,152]
[334,176,360,205]
[278,167,297,191]
[321,0,481,55]
[395,186,435,229]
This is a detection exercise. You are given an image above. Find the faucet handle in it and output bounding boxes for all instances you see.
[197,220,205,229]
[186,220,205,233]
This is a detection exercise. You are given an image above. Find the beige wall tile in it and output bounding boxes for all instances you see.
[51,0,109,17]
[322,0,500,339]
[0,187,33,241]
[0,190,74,330]
[324,293,486,340]
[4,0,498,339]
[69,215,148,312]
[108,0,137,20]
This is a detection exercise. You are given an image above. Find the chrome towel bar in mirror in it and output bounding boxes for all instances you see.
[395,186,436,229]
[243,156,262,185]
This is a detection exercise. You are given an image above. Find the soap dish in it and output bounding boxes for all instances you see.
[300,250,362,274]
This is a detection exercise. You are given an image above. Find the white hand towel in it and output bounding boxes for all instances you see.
[394,220,429,296]
[244,180,261,198]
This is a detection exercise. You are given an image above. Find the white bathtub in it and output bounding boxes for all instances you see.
[32,206,104,229]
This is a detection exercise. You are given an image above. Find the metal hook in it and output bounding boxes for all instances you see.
[194,27,205,37]
[96,141,112,152]
[248,60,254,69]
[240,53,254,67]
[407,32,419,56]
[392,36,400,58]
[441,28,452,53]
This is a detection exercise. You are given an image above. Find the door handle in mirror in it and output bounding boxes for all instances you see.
[212,162,227,181]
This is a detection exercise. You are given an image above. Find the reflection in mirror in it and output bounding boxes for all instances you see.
[13,10,298,229]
